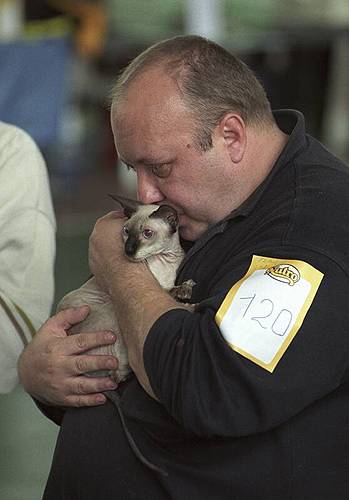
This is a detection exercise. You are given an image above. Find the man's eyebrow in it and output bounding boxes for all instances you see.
[142,159,168,166]
[120,155,170,166]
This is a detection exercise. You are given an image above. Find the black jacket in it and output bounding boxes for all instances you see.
[43,110,349,499]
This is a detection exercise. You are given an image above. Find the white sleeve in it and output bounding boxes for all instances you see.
[0,122,56,393]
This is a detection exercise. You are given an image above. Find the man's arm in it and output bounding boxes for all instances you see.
[91,215,349,439]
[89,212,188,398]
[106,266,183,398]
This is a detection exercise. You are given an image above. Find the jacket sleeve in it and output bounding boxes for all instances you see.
[34,399,65,426]
[143,248,349,438]
[0,123,56,393]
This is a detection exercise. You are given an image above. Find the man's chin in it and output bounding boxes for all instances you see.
[179,220,208,242]
[179,228,195,241]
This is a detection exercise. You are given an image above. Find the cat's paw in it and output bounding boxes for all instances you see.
[170,279,196,301]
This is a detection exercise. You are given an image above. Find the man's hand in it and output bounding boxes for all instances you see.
[89,211,134,293]
[18,306,118,407]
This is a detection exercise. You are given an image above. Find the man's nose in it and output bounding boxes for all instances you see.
[137,169,164,204]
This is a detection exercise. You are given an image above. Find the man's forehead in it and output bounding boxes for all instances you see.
[111,113,171,164]
[112,68,187,120]
[126,65,175,93]
[112,93,192,142]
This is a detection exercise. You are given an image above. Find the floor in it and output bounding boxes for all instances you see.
[0,150,125,499]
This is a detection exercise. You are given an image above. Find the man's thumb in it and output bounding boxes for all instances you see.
[55,305,90,331]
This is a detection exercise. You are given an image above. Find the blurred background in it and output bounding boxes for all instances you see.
[0,1,348,498]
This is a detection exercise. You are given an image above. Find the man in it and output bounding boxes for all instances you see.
[19,36,349,499]
[0,121,56,393]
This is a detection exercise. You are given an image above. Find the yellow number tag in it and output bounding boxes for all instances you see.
[215,255,324,372]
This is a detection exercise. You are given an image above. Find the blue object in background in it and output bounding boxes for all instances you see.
[0,37,71,148]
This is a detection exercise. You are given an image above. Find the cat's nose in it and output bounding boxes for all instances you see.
[125,236,138,257]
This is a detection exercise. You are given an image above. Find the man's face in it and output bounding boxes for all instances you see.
[111,68,235,241]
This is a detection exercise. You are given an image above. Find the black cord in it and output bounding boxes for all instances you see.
[104,390,168,477]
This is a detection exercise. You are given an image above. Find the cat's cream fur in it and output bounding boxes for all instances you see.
[57,202,188,383]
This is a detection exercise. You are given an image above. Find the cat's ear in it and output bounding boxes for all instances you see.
[108,194,143,218]
[150,205,179,233]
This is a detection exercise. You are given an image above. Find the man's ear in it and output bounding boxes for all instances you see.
[218,113,246,163]
[108,194,143,218]
[150,205,178,233]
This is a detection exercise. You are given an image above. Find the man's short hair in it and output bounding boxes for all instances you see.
[111,35,274,151]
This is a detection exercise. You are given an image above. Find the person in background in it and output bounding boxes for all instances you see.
[24,0,107,59]
[19,36,349,499]
[0,121,56,393]
[0,0,107,149]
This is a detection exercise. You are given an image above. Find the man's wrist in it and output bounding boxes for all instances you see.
[107,260,150,298]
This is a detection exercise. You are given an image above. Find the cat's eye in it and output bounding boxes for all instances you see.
[122,226,129,236]
[142,228,154,239]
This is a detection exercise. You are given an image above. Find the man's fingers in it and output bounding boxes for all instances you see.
[65,393,107,407]
[54,305,91,331]
[34,371,118,408]
[74,374,117,394]
[70,353,118,375]
[64,376,118,407]
[65,330,117,355]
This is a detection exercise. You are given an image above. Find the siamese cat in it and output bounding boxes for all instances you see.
[57,196,194,384]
